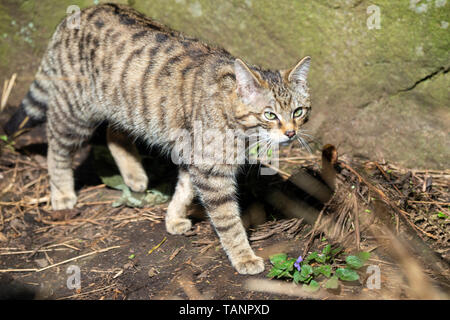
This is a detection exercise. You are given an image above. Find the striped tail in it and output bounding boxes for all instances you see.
[3,80,48,136]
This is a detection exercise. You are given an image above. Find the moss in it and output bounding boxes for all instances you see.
[0,3,14,66]
[0,0,448,168]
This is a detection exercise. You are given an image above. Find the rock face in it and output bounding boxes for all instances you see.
[1,0,449,168]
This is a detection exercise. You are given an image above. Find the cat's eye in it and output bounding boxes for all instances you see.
[264,111,278,121]
[293,107,304,118]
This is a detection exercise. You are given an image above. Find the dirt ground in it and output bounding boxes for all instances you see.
[0,117,449,299]
[0,119,312,300]
[0,127,325,299]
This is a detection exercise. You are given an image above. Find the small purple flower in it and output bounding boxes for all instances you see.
[294,255,303,271]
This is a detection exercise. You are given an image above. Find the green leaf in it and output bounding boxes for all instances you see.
[346,255,364,269]
[285,258,296,272]
[437,211,447,219]
[315,253,327,263]
[0,135,8,142]
[313,266,321,277]
[293,269,301,284]
[322,244,332,256]
[303,280,320,292]
[305,251,318,262]
[299,264,313,281]
[266,267,283,278]
[278,269,294,279]
[269,253,288,266]
[317,265,332,278]
[114,184,144,208]
[249,145,259,156]
[322,244,331,255]
[128,254,135,259]
[336,268,359,281]
[298,272,312,283]
[331,247,343,257]
[143,189,170,206]
[301,264,313,276]
[325,276,339,289]
[356,251,371,264]
[101,174,126,190]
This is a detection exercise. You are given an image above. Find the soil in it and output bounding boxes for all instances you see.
[1,121,448,300]
[0,121,318,300]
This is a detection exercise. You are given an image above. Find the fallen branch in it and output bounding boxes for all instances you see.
[0,246,120,273]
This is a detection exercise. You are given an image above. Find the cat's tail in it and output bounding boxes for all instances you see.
[3,80,48,136]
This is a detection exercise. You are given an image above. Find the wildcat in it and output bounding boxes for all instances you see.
[4,3,311,275]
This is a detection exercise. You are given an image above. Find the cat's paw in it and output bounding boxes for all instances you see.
[51,192,77,210]
[233,255,265,275]
[166,217,192,235]
[123,172,148,193]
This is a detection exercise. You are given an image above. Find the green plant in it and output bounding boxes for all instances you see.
[0,134,15,151]
[267,245,371,291]
[436,211,448,219]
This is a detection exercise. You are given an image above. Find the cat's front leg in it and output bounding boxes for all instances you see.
[189,165,264,275]
[166,168,195,234]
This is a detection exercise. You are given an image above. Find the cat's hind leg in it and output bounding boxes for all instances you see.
[106,127,148,192]
[165,168,194,234]
[47,109,95,210]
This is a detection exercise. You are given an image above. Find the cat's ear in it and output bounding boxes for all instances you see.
[234,59,265,104]
[287,56,311,83]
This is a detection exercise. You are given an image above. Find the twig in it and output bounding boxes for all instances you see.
[169,247,184,261]
[353,194,360,250]
[79,184,106,193]
[57,284,116,300]
[371,161,402,195]
[147,237,167,255]
[260,162,291,179]
[0,268,38,273]
[36,246,120,272]
[1,73,17,111]
[0,248,71,255]
[302,206,326,257]
[77,200,114,206]
[340,161,436,241]
[408,200,450,206]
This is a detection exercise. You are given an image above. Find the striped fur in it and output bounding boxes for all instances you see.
[9,4,312,275]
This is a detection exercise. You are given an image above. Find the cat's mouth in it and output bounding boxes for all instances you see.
[279,139,295,147]
[277,133,297,146]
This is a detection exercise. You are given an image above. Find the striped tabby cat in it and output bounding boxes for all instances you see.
[4,3,312,274]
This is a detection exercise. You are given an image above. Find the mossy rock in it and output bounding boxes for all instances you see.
[0,0,448,168]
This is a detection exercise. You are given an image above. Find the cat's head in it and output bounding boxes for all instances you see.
[233,56,311,147]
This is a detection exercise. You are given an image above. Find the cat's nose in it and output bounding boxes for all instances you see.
[285,130,296,138]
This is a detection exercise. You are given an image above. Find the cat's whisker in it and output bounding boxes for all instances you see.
[298,132,314,139]
[297,136,312,154]
[245,137,272,164]
[297,130,318,145]
[258,140,272,161]
[245,137,272,152]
